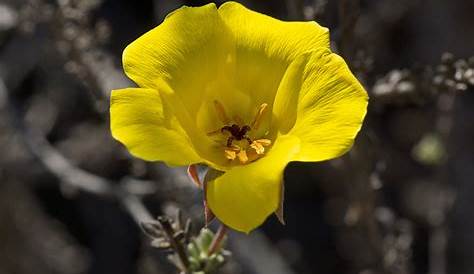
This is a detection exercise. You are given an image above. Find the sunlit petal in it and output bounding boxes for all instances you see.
[206,135,300,233]
[110,88,200,165]
[273,49,368,161]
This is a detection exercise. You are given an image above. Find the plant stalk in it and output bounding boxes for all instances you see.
[208,224,228,255]
[157,217,190,271]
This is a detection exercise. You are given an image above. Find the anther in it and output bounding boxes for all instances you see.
[237,150,248,164]
[224,149,237,160]
[250,139,272,155]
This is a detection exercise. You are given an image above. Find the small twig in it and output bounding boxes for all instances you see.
[157,216,190,271]
[208,224,228,256]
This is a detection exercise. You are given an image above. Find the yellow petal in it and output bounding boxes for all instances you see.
[206,135,300,233]
[218,1,329,119]
[110,88,201,165]
[121,4,252,169]
[273,49,368,161]
[123,3,234,118]
[153,78,233,171]
[219,2,329,60]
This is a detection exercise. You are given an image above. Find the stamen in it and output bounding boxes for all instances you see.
[246,149,259,162]
[237,150,248,164]
[251,103,268,130]
[255,139,272,146]
[209,100,272,165]
[213,100,230,124]
[250,142,264,154]
[233,115,244,125]
[224,149,237,160]
[207,129,221,136]
[250,139,272,155]
[229,144,241,151]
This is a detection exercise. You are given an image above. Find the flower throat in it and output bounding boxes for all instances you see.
[208,100,272,164]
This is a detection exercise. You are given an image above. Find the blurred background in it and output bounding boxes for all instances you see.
[0,0,473,273]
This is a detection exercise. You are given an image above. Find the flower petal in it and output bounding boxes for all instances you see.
[206,135,300,233]
[123,3,234,117]
[218,2,329,107]
[110,88,201,165]
[121,3,247,170]
[273,49,368,161]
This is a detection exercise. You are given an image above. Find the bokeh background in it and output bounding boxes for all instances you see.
[0,0,473,274]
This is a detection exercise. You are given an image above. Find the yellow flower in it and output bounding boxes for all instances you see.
[110,2,368,233]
